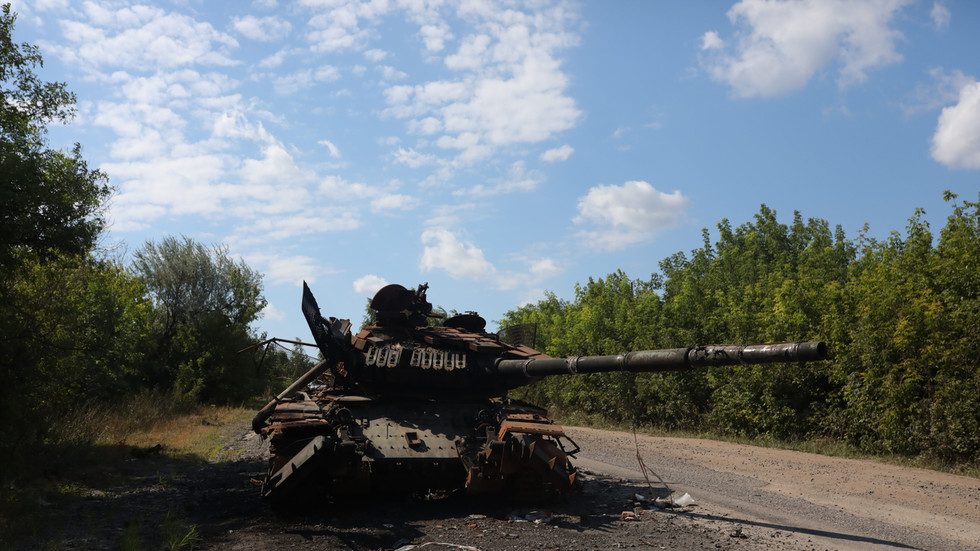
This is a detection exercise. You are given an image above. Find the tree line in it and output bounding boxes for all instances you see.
[500,197,980,464]
[0,5,311,470]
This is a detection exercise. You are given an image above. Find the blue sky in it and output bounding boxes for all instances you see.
[10,0,980,342]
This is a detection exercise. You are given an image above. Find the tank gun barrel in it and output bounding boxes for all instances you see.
[494,341,827,379]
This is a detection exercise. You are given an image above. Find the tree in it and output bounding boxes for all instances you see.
[0,4,120,468]
[0,252,152,463]
[0,4,111,271]
[133,236,267,402]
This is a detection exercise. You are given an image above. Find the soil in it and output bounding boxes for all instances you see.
[13,419,980,550]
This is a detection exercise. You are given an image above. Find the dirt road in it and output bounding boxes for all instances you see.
[566,427,980,551]
[23,420,980,550]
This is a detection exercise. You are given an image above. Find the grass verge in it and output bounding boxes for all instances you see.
[0,393,257,550]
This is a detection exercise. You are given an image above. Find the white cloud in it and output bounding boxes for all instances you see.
[234,144,314,214]
[701,30,724,50]
[460,161,542,197]
[10,0,69,13]
[392,147,436,168]
[118,71,191,104]
[305,0,387,53]
[364,48,388,61]
[92,100,186,158]
[380,3,581,163]
[420,24,452,52]
[51,5,239,72]
[244,252,324,287]
[904,67,974,114]
[212,108,274,143]
[445,34,490,70]
[260,302,286,322]
[371,194,420,213]
[259,47,299,68]
[353,275,389,296]
[315,65,340,81]
[540,144,573,162]
[420,229,496,280]
[407,116,442,135]
[106,200,165,232]
[701,0,910,98]
[319,140,341,158]
[932,79,980,169]
[274,66,340,95]
[529,257,562,280]
[105,153,232,229]
[232,15,291,42]
[319,174,375,200]
[236,212,354,242]
[574,181,690,250]
[931,2,950,30]
[441,53,580,147]
[378,65,408,81]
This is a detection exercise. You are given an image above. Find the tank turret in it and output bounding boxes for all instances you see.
[252,282,827,506]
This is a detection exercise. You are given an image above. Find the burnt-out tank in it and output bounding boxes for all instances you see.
[252,282,827,506]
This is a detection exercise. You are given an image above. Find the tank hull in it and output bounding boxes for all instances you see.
[261,393,580,506]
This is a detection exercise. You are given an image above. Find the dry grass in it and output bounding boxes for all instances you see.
[121,404,253,460]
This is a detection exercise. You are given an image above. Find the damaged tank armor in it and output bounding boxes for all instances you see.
[251,282,828,505]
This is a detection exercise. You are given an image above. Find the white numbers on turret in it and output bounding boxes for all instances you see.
[365,345,466,371]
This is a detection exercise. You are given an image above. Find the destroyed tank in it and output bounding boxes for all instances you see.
[252,282,827,505]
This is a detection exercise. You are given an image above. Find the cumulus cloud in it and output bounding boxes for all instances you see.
[259,47,298,68]
[420,229,496,280]
[259,302,286,322]
[364,48,388,61]
[701,30,724,51]
[105,153,232,229]
[392,147,436,168]
[232,15,291,41]
[574,181,690,250]
[540,144,573,162]
[92,100,186,158]
[701,0,910,98]
[420,23,452,52]
[234,144,315,213]
[50,4,239,72]
[319,174,374,200]
[378,65,408,81]
[243,252,324,287]
[353,275,388,296]
[459,161,542,197]
[529,257,562,280]
[932,79,980,169]
[381,2,581,163]
[370,193,420,213]
[305,0,388,53]
[273,65,340,95]
[931,2,950,30]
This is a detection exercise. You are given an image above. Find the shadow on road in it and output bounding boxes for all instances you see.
[660,508,919,549]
